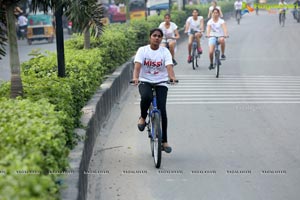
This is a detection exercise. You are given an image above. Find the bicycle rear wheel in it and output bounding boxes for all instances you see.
[215,50,220,78]
[150,112,162,168]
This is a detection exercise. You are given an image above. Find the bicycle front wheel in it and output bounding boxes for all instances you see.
[192,46,196,70]
[215,50,220,78]
[282,15,285,27]
[151,112,162,168]
[237,13,241,24]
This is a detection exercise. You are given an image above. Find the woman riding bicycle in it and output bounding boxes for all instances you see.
[184,9,204,63]
[159,13,180,66]
[208,0,224,19]
[278,0,288,24]
[234,0,243,20]
[133,28,177,153]
[206,8,229,70]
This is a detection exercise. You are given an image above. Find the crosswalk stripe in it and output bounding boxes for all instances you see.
[133,75,300,104]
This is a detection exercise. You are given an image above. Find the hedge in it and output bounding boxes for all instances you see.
[0,98,68,200]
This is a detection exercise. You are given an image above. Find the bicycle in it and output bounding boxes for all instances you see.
[279,10,286,27]
[162,37,177,66]
[130,80,178,168]
[189,29,202,70]
[293,8,300,23]
[206,36,228,78]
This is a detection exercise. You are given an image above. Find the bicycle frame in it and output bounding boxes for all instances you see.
[190,29,201,70]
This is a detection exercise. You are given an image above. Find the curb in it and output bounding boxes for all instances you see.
[61,61,133,200]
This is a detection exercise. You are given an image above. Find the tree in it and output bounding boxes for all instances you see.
[1,0,24,98]
[0,9,7,60]
[0,0,105,98]
[65,0,105,49]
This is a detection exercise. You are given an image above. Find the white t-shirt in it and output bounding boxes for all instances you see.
[159,22,178,42]
[234,1,243,10]
[134,45,173,84]
[207,18,225,37]
[18,16,28,26]
[186,16,203,33]
[279,1,288,11]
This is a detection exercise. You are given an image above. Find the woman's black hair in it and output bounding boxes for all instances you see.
[212,8,220,14]
[164,13,171,18]
[149,28,163,37]
[192,9,199,13]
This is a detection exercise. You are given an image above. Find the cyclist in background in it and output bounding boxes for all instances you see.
[184,9,204,63]
[159,13,180,66]
[293,0,300,19]
[234,0,243,19]
[208,0,224,19]
[206,8,229,70]
[278,0,288,23]
[133,28,177,153]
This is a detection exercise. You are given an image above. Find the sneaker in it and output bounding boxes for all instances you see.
[221,54,226,60]
[172,59,178,66]
[197,47,203,54]
[208,63,214,70]
[187,55,192,63]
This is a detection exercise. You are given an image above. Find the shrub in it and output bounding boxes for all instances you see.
[0,98,69,199]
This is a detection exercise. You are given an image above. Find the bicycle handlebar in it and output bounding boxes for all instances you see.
[205,35,229,38]
[129,80,179,85]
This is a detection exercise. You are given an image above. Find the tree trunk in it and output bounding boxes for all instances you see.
[84,26,90,49]
[6,4,23,98]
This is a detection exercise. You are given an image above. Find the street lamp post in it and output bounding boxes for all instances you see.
[55,5,65,77]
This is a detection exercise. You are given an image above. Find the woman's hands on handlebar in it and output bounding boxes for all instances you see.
[131,78,139,86]
[168,79,179,85]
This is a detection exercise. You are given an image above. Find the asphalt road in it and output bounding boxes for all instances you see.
[0,30,71,82]
[87,10,300,200]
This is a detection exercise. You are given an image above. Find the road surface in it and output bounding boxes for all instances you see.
[0,30,71,82]
[87,10,300,200]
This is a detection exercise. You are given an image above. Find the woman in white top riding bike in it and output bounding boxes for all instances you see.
[159,13,180,66]
[133,28,177,153]
[234,0,243,19]
[184,9,204,63]
[206,8,229,70]
[208,0,224,18]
